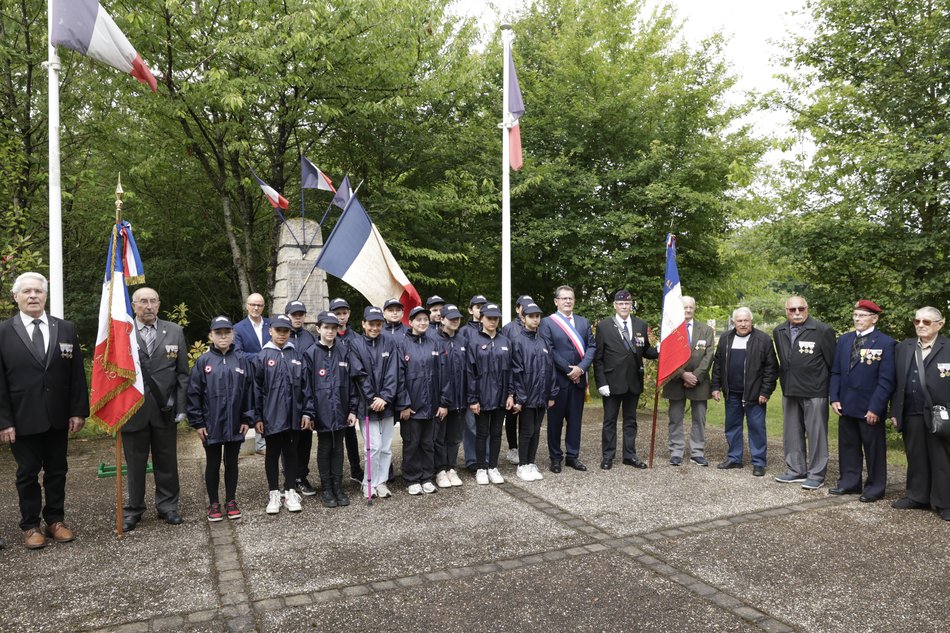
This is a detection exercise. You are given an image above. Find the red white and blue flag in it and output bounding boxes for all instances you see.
[331,175,353,210]
[90,221,145,432]
[51,0,157,92]
[250,167,289,210]
[315,195,421,322]
[507,46,525,171]
[657,234,691,387]
[301,156,336,192]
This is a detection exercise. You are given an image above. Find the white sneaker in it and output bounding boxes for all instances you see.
[266,490,282,514]
[506,448,520,464]
[435,470,451,488]
[407,483,423,495]
[488,468,505,484]
[517,465,533,481]
[421,481,437,494]
[284,488,302,512]
[447,469,463,486]
[376,483,392,498]
[475,469,490,485]
[361,485,378,499]
[529,464,544,481]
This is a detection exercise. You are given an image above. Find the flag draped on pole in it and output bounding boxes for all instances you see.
[90,220,145,432]
[315,195,421,320]
[331,175,353,210]
[657,234,691,387]
[506,44,525,171]
[250,167,289,210]
[50,0,158,92]
[301,156,336,192]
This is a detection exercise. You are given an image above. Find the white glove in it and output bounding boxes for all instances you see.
[175,413,187,423]
[598,386,610,397]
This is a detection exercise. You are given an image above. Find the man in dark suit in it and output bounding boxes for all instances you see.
[662,296,715,466]
[772,296,837,490]
[0,272,88,549]
[539,285,596,472]
[828,299,895,502]
[593,289,657,470]
[121,287,189,531]
[233,292,270,453]
[889,306,950,519]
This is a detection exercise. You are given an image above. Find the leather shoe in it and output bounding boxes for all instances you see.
[859,494,882,503]
[23,527,47,549]
[829,487,861,496]
[45,522,74,543]
[716,460,743,470]
[670,456,682,466]
[752,466,765,477]
[891,497,929,510]
[549,461,562,474]
[159,510,184,525]
[600,459,612,470]
[0,536,5,550]
[622,458,648,469]
[940,509,950,521]
[566,459,587,471]
[123,515,140,532]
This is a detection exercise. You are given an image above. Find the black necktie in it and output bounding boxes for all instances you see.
[621,321,630,342]
[31,319,45,358]
[850,334,864,367]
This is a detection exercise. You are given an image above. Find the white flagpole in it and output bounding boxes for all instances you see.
[46,0,64,318]
[500,24,513,326]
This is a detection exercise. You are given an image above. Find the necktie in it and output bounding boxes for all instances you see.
[850,333,864,368]
[31,319,45,358]
[621,320,630,342]
[687,322,692,345]
[142,325,155,355]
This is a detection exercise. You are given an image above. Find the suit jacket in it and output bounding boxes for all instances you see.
[662,320,715,400]
[233,316,271,358]
[828,329,896,419]
[539,312,596,389]
[122,319,189,433]
[891,335,950,431]
[772,317,836,398]
[593,316,657,395]
[0,314,89,436]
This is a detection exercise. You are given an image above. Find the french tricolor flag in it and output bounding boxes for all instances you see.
[315,195,421,322]
[51,0,158,93]
[507,46,525,171]
[657,234,691,387]
[301,156,336,193]
[250,167,290,210]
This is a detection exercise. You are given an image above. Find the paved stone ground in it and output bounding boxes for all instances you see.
[0,406,946,632]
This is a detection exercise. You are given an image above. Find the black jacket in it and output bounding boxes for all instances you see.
[891,335,950,431]
[467,331,513,410]
[511,328,559,407]
[711,328,778,401]
[348,334,401,420]
[186,345,255,444]
[436,329,468,411]
[397,331,447,420]
[593,316,657,395]
[772,317,836,398]
[303,341,359,432]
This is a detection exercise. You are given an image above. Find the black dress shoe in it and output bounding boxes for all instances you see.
[940,508,950,521]
[566,459,587,471]
[549,461,562,473]
[891,497,929,510]
[600,459,612,470]
[122,515,140,532]
[159,510,183,525]
[716,460,743,470]
[622,458,648,469]
[829,487,861,496]
[859,494,882,503]
[752,466,765,477]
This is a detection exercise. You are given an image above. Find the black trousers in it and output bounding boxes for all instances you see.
[518,406,546,465]
[344,425,362,475]
[265,431,298,491]
[902,413,950,509]
[317,428,345,487]
[434,410,465,472]
[296,430,315,482]
[836,415,886,498]
[400,418,435,484]
[11,427,69,531]
[476,408,505,469]
[602,391,641,461]
[204,441,241,504]
[505,409,519,450]
[122,423,180,518]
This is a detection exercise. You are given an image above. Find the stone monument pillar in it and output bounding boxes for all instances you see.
[273,218,328,325]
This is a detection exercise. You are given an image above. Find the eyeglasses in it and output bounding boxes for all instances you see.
[914,319,942,326]
[786,306,806,313]
[853,312,874,318]
[247,303,264,308]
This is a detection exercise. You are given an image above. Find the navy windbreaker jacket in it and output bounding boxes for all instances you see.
[436,329,468,411]
[254,341,306,436]
[467,331,513,410]
[186,345,255,444]
[349,334,401,420]
[303,341,359,432]
[511,328,559,407]
[397,331,448,420]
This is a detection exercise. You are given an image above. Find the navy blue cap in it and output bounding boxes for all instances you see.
[481,303,502,318]
[329,298,350,311]
[516,295,534,307]
[522,302,542,316]
[426,295,445,307]
[408,306,430,321]
[270,314,292,329]
[469,294,488,306]
[363,306,384,321]
[210,316,233,330]
[614,289,632,301]
[284,300,307,314]
[383,298,403,310]
[316,311,340,326]
[442,304,463,320]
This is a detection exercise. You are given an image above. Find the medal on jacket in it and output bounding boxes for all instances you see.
[938,363,950,378]
[797,341,815,354]
[165,344,179,359]
[59,342,74,359]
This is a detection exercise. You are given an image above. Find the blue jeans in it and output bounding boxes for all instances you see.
[724,393,768,467]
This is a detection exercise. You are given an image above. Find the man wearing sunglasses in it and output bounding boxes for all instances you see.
[890,307,950,520]
[772,297,836,490]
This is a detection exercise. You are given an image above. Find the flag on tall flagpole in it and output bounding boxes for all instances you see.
[657,234,691,387]
[315,195,421,321]
[301,156,336,192]
[250,167,290,210]
[51,0,158,92]
[506,44,525,171]
[90,220,145,432]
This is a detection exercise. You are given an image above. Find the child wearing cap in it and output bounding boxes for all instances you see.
[254,315,309,514]
[329,298,365,485]
[383,298,409,337]
[302,312,359,508]
[397,306,449,494]
[434,304,467,487]
[467,303,515,485]
[186,317,255,521]
[501,295,534,465]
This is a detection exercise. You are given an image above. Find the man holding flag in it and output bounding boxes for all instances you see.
[0,273,89,549]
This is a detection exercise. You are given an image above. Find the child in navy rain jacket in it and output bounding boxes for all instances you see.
[433,304,468,488]
[187,316,255,521]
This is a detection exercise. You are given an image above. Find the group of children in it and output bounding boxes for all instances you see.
[185,294,559,520]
